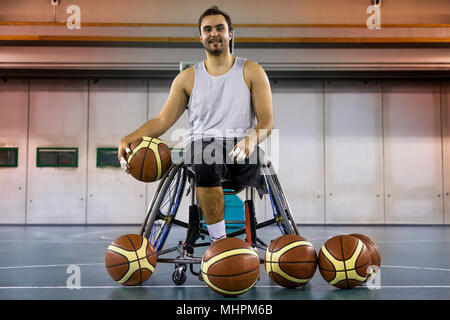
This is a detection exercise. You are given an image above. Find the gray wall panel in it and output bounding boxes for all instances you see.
[271,79,325,223]
[0,80,29,224]
[87,79,148,224]
[324,80,384,224]
[384,81,443,224]
[27,80,88,224]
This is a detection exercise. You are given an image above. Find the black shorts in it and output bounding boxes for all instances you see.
[184,138,265,189]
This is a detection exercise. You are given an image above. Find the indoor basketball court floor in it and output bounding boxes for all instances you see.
[0,225,449,300]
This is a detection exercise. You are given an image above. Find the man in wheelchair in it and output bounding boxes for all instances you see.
[118,6,274,247]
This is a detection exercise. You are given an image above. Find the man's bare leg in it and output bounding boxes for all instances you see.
[196,186,226,241]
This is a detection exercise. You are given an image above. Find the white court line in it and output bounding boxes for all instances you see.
[307,239,450,244]
[0,240,110,243]
[0,263,104,270]
[0,285,207,289]
[1,285,450,290]
[69,229,128,238]
[382,265,450,272]
[375,239,450,243]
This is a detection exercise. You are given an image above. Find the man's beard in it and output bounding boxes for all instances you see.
[204,38,229,56]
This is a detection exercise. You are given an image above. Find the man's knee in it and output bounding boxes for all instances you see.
[196,186,224,204]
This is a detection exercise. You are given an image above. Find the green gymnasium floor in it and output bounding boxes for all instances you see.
[0,225,449,300]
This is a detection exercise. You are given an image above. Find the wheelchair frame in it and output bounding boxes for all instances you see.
[139,160,299,285]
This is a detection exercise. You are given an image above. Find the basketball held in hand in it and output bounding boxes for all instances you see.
[126,137,172,182]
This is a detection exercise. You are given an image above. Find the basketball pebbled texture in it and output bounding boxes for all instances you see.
[349,233,381,267]
[126,137,172,183]
[265,234,317,288]
[105,234,157,286]
[318,235,372,289]
[201,238,260,297]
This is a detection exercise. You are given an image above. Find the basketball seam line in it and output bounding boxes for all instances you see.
[367,242,381,264]
[105,247,130,276]
[105,253,156,269]
[278,246,314,261]
[351,234,381,265]
[347,237,360,262]
[265,260,317,264]
[140,138,152,182]
[203,247,256,264]
[319,249,337,273]
[339,236,349,288]
[207,252,259,271]
[202,265,260,278]
[268,237,283,273]
[353,242,367,278]
[270,244,313,254]
[318,260,372,273]
[322,245,340,266]
[348,238,369,278]
[268,271,312,283]
[126,235,143,284]
[149,138,159,181]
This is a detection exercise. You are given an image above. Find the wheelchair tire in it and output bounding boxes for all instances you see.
[172,265,187,285]
[272,172,299,235]
[141,163,187,251]
[263,163,299,236]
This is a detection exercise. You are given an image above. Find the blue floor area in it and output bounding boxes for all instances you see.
[0,225,449,300]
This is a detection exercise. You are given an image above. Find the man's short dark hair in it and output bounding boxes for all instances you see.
[198,6,233,34]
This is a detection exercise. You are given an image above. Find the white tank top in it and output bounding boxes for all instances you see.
[185,56,256,146]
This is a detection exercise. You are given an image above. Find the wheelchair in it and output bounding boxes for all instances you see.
[139,154,299,285]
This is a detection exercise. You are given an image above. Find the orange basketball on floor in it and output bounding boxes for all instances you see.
[126,136,172,182]
[201,238,260,297]
[349,233,381,267]
[265,235,317,288]
[318,235,372,289]
[105,234,157,286]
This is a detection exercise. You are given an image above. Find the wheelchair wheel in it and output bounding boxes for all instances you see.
[141,163,187,251]
[263,162,299,236]
[172,264,187,285]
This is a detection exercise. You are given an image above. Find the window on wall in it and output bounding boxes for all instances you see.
[36,148,78,167]
[96,148,120,168]
[0,147,18,167]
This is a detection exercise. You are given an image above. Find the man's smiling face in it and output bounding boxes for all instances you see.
[200,14,232,56]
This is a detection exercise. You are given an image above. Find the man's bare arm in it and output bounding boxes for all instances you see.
[231,61,274,160]
[117,69,190,164]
